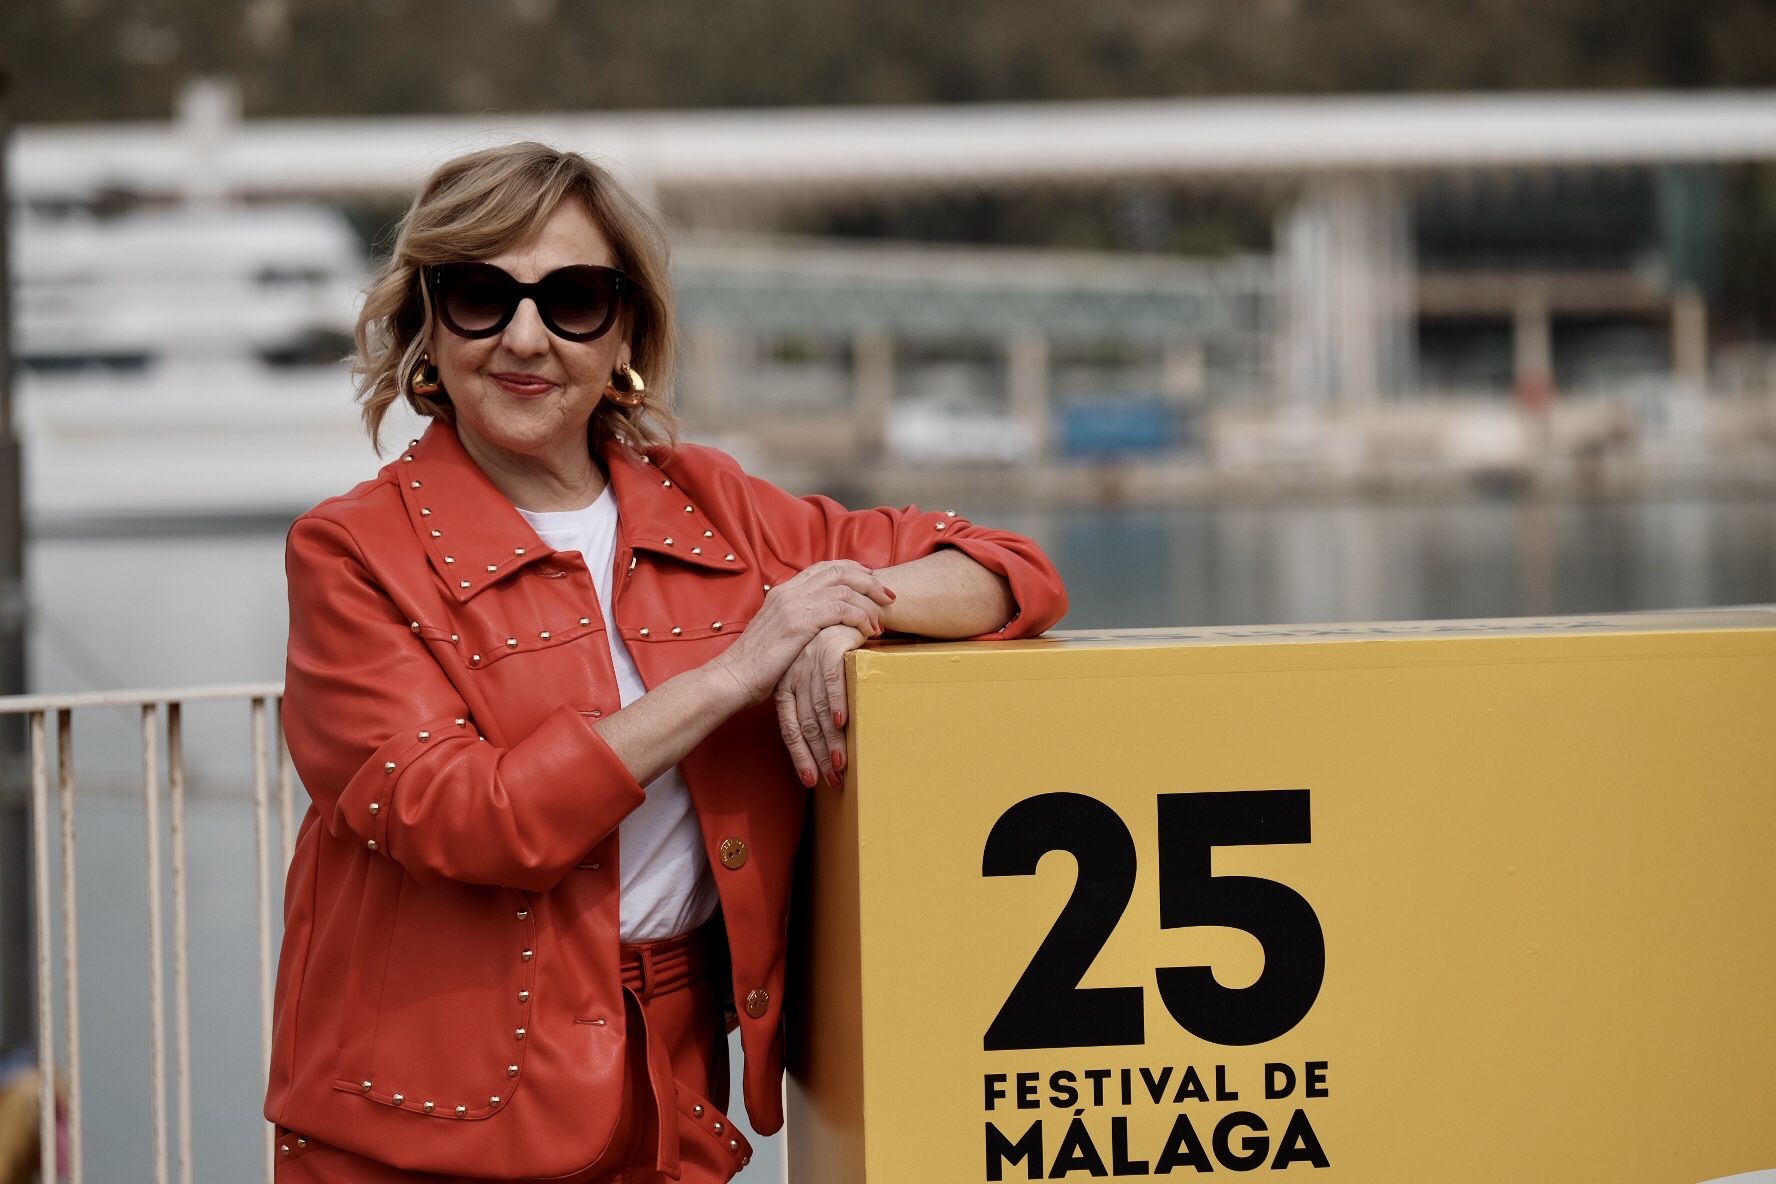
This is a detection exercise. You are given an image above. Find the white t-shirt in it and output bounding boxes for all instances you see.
[516,485,719,943]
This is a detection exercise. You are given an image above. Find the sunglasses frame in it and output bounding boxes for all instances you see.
[426,261,629,343]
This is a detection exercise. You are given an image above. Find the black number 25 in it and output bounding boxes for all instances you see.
[981,790,1325,1051]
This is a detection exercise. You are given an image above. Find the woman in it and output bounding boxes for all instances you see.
[266,142,1067,1182]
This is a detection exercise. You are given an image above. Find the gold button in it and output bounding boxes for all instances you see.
[579,617,591,627]
[366,839,377,851]
[486,564,499,573]
[711,620,723,632]
[423,1100,435,1113]
[417,730,430,741]
[409,621,420,632]
[719,837,748,870]
[455,1105,467,1117]
[703,530,713,538]
[670,626,682,636]
[505,637,517,648]
[383,761,396,773]
[515,1027,526,1040]
[280,1144,291,1157]
[539,631,550,640]
[361,1080,373,1092]
[693,1104,704,1117]
[516,908,529,920]
[518,989,530,1002]
[507,1064,519,1077]
[368,802,380,815]
[520,949,533,962]
[713,1120,724,1134]
[639,628,650,638]
[489,1095,501,1107]
[744,988,770,1018]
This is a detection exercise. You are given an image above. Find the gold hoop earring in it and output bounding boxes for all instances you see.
[410,353,442,397]
[604,364,647,408]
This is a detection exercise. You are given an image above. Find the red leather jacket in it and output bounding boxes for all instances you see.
[265,419,1067,1178]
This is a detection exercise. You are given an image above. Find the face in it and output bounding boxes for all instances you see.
[427,198,630,466]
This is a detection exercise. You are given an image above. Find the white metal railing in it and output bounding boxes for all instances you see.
[7,682,291,1184]
[10,681,790,1184]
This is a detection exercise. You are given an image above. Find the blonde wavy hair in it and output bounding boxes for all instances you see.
[352,141,679,454]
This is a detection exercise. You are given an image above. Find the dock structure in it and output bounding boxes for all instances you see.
[13,89,1776,494]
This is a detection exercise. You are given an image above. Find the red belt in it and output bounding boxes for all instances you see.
[618,919,724,1001]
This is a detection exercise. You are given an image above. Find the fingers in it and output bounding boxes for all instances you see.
[807,659,845,788]
[793,678,833,786]
[775,682,819,788]
[772,628,861,790]
[828,566,897,608]
[816,645,849,782]
[818,590,883,639]
[780,559,896,608]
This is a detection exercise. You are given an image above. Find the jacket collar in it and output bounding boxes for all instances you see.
[395,420,746,604]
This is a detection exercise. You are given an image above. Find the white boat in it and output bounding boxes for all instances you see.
[13,202,425,525]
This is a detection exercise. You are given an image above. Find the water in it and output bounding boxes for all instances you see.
[16,492,1776,1182]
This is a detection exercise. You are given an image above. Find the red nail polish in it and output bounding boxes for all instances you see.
[831,749,845,773]
[800,767,816,788]
[832,709,845,729]
[885,587,897,600]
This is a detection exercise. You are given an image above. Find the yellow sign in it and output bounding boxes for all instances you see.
[787,610,1776,1183]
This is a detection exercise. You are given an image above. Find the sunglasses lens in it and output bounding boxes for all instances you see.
[541,268,616,337]
[438,266,512,334]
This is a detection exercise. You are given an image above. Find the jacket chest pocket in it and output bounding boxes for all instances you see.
[615,561,768,652]
[426,575,621,736]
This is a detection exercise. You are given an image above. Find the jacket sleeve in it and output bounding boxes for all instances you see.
[281,513,646,892]
[737,468,1068,639]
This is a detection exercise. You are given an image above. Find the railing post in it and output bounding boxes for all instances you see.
[251,696,277,1183]
[28,711,56,1184]
[141,703,169,1184]
[168,702,193,1184]
[57,709,83,1184]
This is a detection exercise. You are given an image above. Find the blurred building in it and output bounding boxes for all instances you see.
[11,83,1776,503]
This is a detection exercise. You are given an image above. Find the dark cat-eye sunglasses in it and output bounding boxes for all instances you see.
[426,261,629,343]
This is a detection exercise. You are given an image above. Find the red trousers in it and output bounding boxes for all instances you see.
[275,924,753,1183]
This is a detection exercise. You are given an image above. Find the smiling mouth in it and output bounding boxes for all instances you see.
[490,374,556,394]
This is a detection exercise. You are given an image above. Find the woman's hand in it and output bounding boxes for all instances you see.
[709,560,894,707]
[775,623,869,788]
